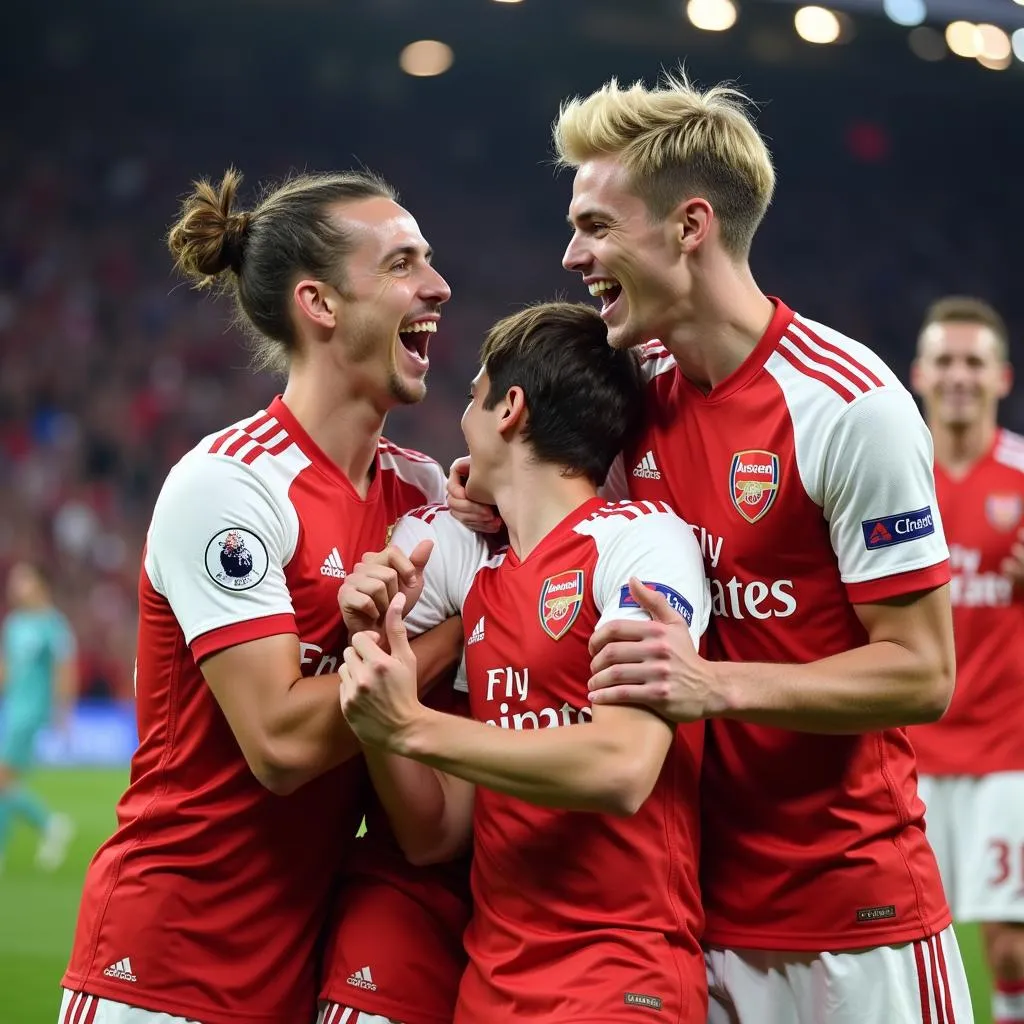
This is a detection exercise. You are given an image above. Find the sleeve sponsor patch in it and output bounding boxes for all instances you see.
[860,507,936,550]
[205,527,270,591]
[619,581,693,625]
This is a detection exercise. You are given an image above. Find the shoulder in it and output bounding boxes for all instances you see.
[378,437,446,501]
[992,430,1024,476]
[394,504,492,554]
[573,499,696,546]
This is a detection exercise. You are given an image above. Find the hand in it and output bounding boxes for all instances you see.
[1000,527,1024,589]
[588,577,724,723]
[339,539,433,635]
[339,593,423,749]
[447,456,503,534]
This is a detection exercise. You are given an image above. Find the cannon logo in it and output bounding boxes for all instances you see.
[729,450,780,524]
[538,570,585,640]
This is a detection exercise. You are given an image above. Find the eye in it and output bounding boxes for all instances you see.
[392,258,410,272]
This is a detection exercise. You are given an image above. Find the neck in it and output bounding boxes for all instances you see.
[491,458,599,561]
[931,418,998,477]
[282,356,388,493]
[659,257,775,393]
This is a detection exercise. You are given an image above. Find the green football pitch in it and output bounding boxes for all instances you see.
[0,769,995,1024]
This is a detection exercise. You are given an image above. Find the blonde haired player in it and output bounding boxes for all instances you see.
[451,72,973,1022]
[911,297,1024,1024]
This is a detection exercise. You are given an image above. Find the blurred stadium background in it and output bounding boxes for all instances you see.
[0,0,1020,1020]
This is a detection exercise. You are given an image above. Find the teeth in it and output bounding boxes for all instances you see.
[588,280,620,296]
[401,321,437,333]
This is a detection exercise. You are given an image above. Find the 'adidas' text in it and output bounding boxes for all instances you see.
[103,957,137,983]
[468,616,486,646]
[347,966,377,992]
[321,547,346,579]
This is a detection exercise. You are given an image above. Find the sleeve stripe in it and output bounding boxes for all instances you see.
[776,338,858,403]
[844,561,950,604]
[784,324,879,396]
[189,613,298,663]
[795,319,885,388]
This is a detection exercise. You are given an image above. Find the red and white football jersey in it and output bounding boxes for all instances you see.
[63,396,445,1024]
[614,299,952,951]
[390,498,710,1023]
[911,429,1024,776]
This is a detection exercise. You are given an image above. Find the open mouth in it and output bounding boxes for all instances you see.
[588,278,623,318]
[398,320,436,369]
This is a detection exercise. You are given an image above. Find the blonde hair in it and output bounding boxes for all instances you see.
[919,296,1008,361]
[553,70,775,256]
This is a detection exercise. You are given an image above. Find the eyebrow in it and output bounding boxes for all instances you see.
[566,210,611,228]
[381,244,433,265]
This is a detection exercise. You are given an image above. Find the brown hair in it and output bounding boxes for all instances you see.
[167,167,397,372]
[920,296,1009,360]
[554,70,775,257]
[480,301,644,486]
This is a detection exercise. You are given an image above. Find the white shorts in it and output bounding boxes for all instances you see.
[919,771,1024,923]
[316,1006,399,1024]
[58,990,201,1024]
[705,926,973,1024]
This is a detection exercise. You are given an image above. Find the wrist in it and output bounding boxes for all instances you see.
[391,706,443,759]
[705,661,741,719]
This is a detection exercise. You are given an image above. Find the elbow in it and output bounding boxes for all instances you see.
[248,740,310,796]
[596,757,660,817]
[914,663,955,724]
[402,834,465,867]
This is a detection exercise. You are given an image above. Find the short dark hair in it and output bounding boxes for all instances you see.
[167,167,397,373]
[479,302,644,486]
[920,296,1009,360]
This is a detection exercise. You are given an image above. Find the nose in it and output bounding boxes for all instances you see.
[424,264,452,305]
[562,232,589,273]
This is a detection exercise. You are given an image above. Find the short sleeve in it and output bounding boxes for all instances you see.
[389,507,490,639]
[823,389,950,603]
[145,453,298,661]
[582,507,710,646]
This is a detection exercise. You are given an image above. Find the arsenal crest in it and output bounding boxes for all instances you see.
[986,493,1023,532]
[729,450,780,524]
[538,570,585,641]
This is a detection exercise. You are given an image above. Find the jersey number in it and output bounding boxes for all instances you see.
[987,840,1024,896]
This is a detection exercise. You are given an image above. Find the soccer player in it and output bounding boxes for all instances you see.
[0,560,76,874]
[909,297,1024,1024]
[335,301,710,1023]
[59,168,463,1024]
[451,74,972,1021]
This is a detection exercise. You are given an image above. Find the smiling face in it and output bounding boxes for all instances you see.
[562,155,691,350]
[912,319,1011,432]
[323,197,452,406]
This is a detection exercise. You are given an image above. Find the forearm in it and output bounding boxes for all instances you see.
[397,710,639,813]
[365,748,469,864]
[712,639,953,733]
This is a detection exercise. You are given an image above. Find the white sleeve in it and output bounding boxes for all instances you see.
[584,508,710,645]
[822,389,949,600]
[598,452,629,502]
[389,508,490,639]
[146,454,297,652]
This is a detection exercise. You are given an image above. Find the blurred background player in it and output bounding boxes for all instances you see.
[59,168,460,1024]
[339,302,710,1023]
[0,560,76,875]
[910,297,1024,1024]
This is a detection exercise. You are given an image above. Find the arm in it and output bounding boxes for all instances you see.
[591,389,955,731]
[709,585,954,731]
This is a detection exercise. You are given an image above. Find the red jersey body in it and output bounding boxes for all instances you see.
[911,428,1024,776]
[394,499,710,1023]
[63,396,445,1024]
[615,300,952,951]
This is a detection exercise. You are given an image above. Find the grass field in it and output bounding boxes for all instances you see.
[0,769,995,1024]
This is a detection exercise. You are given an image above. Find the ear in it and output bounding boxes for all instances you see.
[998,361,1014,401]
[496,386,528,437]
[673,197,714,254]
[909,358,923,397]
[293,279,338,331]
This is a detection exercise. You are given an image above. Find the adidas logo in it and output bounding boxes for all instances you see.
[103,957,137,983]
[320,547,346,579]
[467,616,485,646]
[346,965,377,992]
[632,450,661,480]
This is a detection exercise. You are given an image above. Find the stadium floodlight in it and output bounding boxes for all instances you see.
[977,22,1011,60]
[794,6,842,43]
[399,40,454,77]
[686,0,739,32]
[1014,28,1024,61]
[945,20,981,57]
[883,0,926,28]
[908,25,946,60]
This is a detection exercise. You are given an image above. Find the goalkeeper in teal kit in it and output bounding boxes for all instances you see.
[0,560,77,872]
